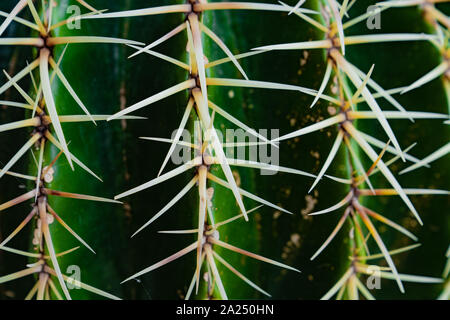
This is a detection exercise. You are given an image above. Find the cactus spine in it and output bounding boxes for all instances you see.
[0,0,448,300]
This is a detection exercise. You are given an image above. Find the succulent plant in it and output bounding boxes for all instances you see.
[0,0,448,300]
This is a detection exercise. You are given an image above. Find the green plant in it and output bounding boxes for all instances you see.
[0,0,448,300]
[251,0,450,299]
[0,0,145,299]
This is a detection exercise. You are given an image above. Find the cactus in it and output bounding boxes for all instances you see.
[0,0,143,299]
[0,0,449,300]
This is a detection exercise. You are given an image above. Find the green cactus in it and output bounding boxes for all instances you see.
[0,0,143,300]
[0,0,448,301]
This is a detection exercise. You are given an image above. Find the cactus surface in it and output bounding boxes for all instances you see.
[0,0,449,300]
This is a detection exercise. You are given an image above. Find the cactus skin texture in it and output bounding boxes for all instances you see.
[249,0,450,299]
[0,0,143,300]
[0,0,449,300]
[0,0,33,300]
[41,0,140,299]
[344,0,449,299]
